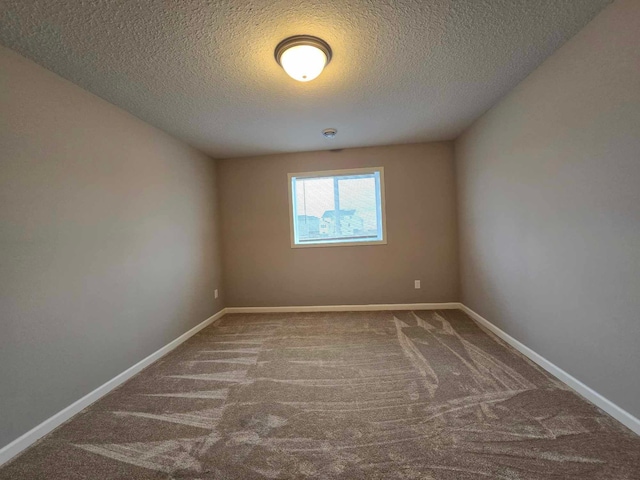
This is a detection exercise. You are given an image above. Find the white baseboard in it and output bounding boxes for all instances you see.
[0,308,226,467]
[225,302,460,314]
[459,304,640,436]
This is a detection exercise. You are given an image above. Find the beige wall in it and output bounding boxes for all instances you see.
[219,143,459,307]
[0,46,223,448]
[455,0,640,418]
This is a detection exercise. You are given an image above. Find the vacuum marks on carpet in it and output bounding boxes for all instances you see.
[2,310,639,479]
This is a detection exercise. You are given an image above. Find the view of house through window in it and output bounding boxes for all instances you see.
[289,167,386,247]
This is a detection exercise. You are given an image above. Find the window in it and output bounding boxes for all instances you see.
[288,167,387,248]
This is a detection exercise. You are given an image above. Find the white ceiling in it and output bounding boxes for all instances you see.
[0,0,610,158]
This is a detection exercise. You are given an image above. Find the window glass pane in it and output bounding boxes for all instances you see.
[338,176,378,238]
[290,168,385,246]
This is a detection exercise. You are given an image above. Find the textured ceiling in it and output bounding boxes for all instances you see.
[0,0,611,158]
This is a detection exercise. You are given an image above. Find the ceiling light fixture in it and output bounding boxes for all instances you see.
[275,35,332,82]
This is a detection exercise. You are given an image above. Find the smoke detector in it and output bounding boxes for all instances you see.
[322,128,337,138]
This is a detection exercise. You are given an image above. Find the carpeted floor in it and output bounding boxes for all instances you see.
[1,309,639,479]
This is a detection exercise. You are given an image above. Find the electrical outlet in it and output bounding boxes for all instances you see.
[414,280,421,289]
[214,289,219,299]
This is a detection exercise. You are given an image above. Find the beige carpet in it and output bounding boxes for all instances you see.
[1,309,639,479]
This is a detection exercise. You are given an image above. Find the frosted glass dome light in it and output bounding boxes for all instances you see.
[275,36,332,82]
[280,45,327,82]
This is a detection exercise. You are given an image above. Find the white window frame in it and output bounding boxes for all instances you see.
[288,167,388,249]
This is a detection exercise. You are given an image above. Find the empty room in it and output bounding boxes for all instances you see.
[1,0,639,478]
